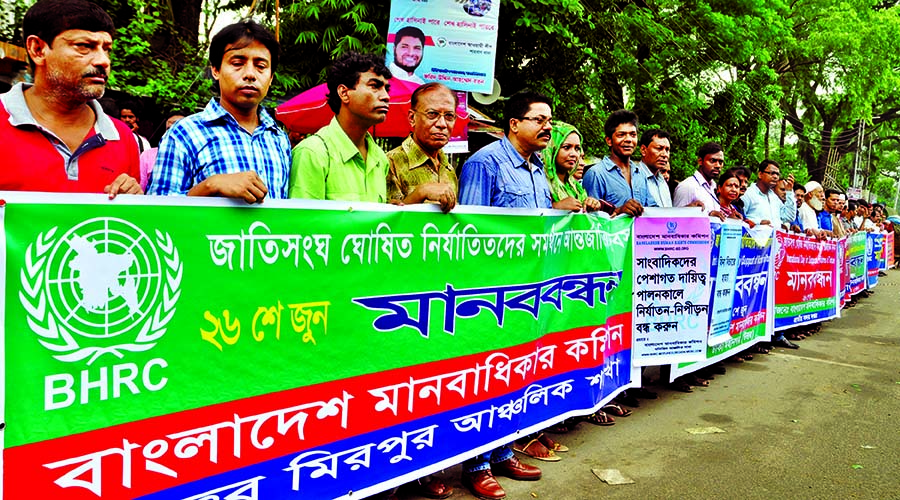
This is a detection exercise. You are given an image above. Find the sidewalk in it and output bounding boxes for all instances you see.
[411,270,900,499]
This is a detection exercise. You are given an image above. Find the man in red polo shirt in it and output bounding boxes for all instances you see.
[0,0,141,197]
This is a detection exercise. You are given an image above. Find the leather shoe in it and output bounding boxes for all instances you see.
[462,470,506,500]
[492,455,542,481]
[772,338,799,349]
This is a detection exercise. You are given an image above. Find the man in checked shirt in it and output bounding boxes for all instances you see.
[148,21,290,202]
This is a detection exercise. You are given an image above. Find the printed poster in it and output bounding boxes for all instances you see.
[386,0,499,92]
[631,209,711,366]
[707,220,742,346]
[773,231,839,330]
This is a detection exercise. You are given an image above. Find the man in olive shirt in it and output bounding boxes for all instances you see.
[289,52,392,201]
[386,82,458,212]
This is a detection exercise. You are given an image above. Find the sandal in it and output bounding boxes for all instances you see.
[669,378,693,392]
[539,433,569,452]
[687,375,710,387]
[602,403,633,417]
[545,419,576,434]
[754,344,771,354]
[577,410,616,426]
[512,437,561,462]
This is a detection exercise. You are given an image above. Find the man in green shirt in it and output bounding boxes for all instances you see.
[386,82,458,213]
[289,52,392,202]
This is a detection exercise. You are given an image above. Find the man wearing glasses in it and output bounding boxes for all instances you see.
[386,83,458,212]
[740,159,796,229]
[457,90,548,499]
[459,90,554,209]
[673,141,726,220]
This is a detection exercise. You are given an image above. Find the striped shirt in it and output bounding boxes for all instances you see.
[148,98,290,198]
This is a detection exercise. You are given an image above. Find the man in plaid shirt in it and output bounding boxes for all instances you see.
[148,21,290,202]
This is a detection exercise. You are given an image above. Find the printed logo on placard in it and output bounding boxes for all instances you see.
[20,217,182,365]
[666,221,677,234]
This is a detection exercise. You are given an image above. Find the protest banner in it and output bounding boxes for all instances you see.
[848,231,867,295]
[885,231,895,269]
[773,231,839,330]
[386,0,499,92]
[866,232,883,289]
[707,220,743,347]
[631,209,712,366]
[670,223,774,381]
[838,237,850,309]
[0,193,636,499]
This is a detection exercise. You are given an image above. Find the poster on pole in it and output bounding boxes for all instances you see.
[631,209,711,366]
[386,0,499,93]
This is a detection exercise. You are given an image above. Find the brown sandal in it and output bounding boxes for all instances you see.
[538,432,569,452]
[578,410,616,426]
[512,436,561,462]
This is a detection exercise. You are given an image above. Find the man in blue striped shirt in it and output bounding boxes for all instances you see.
[148,21,290,202]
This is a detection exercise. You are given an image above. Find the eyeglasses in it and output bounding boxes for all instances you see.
[761,170,781,177]
[416,110,457,122]
[519,115,553,127]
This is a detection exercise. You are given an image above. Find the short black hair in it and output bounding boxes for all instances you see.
[411,82,458,109]
[394,26,426,48]
[503,91,551,134]
[23,0,114,70]
[794,184,806,194]
[824,188,842,199]
[118,99,140,115]
[847,200,858,211]
[326,51,392,114]
[209,21,280,71]
[639,128,669,147]
[732,166,751,179]
[758,159,780,173]
[604,109,639,139]
[697,141,723,159]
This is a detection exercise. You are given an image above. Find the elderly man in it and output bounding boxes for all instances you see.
[150,21,289,202]
[639,128,672,207]
[291,52,393,202]
[0,0,141,196]
[798,181,825,231]
[740,160,796,228]
[673,142,726,219]
[386,82,458,212]
[458,90,548,499]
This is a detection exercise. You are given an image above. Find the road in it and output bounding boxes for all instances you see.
[406,270,900,500]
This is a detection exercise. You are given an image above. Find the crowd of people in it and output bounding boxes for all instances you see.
[1,1,896,499]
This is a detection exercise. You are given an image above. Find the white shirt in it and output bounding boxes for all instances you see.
[798,202,819,230]
[673,171,719,213]
[389,61,425,84]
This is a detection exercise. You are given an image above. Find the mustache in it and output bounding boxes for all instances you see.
[538,132,551,139]
[83,70,108,80]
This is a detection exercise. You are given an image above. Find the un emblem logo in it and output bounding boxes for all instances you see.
[19,218,182,365]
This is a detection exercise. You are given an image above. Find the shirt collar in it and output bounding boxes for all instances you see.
[603,155,638,173]
[501,135,544,172]
[2,82,120,140]
[324,116,381,165]
[402,135,448,171]
[201,97,278,131]
[693,170,714,188]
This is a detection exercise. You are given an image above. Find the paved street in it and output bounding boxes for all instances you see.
[411,270,900,500]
